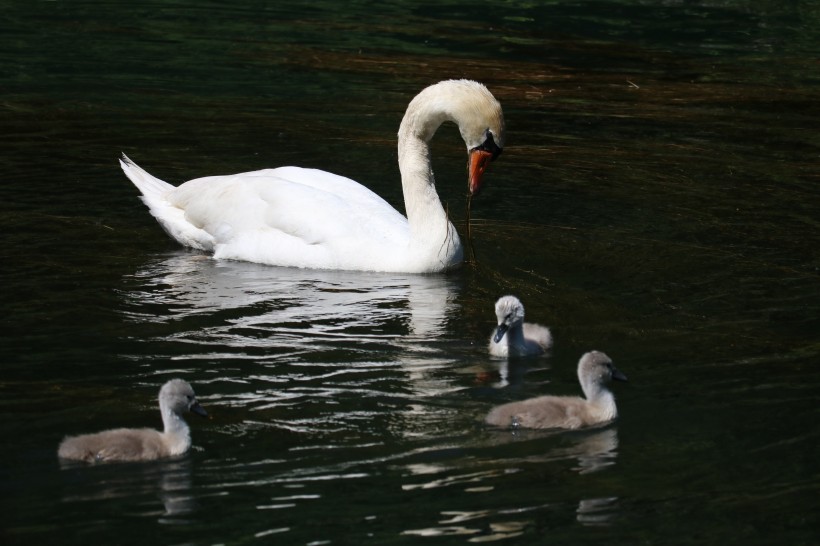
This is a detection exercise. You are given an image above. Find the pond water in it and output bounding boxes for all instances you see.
[2,1,819,544]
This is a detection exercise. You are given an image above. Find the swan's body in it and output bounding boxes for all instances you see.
[121,79,504,273]
[57,379,207,463]
[485,351,627,430]
[489,295,552,357]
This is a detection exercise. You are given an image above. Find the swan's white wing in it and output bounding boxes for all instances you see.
[167,167,411,270]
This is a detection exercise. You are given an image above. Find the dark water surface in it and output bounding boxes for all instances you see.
[2,1,819,544]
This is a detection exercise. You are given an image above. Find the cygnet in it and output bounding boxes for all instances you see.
[58,379,207,463]
[485,351,627,430]
[489,295,553,357]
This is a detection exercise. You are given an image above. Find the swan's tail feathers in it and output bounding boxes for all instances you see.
[119,153,175,207]
[119,153,215,252]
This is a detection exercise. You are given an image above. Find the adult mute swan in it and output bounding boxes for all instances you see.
[489,295,553,357]
[485,351,627,430]
[121,79,504,273]
[58,379,207,463]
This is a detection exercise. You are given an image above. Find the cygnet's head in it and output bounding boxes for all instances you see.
[578,351,628,387]
[160,379,208,418]
[493,295,526,343]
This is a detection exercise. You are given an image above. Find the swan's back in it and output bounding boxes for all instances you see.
[123,158,416,271]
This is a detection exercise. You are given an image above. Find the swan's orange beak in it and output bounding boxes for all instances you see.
[468,148,494,197]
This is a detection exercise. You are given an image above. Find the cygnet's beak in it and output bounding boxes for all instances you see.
[190,401,209,418]
[493,323,509,344]
[612,368,628,382]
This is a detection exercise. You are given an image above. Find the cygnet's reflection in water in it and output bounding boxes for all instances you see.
[60,458,197,523]
[568,427,619,475]
[493,427,622,528]
[576,496,619,527]
[474,425,619,475]
[122,252,460,347]
[476,357,543,389]
[400,427,620,538]
[155,458,198,522]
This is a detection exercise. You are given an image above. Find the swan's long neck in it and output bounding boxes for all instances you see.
[397,97,462,270]
[160,402,192,456]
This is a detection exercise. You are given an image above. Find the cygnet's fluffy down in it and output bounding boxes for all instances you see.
[489,295,553,357]
[485,351,627,430]
[58,379,207,463]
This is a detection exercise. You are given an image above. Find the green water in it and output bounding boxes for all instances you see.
[2,1,819,544]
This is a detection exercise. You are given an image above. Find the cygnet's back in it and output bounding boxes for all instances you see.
[58,379,207,463]
[488,295,552,357]
[485,351,626,430]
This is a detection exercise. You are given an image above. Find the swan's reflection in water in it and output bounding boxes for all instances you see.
[400,428,620,539]
[122,252,459,346]
[120,252,463,441]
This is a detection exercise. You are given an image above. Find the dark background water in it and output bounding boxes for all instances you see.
[2,1,819,544]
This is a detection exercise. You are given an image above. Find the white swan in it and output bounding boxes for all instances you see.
[57,379,207,463]
[485,351,627,430]
[489,295,553,357]
[120,79,504,273]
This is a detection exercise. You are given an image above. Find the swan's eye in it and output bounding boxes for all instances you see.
[477,129,502,161]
